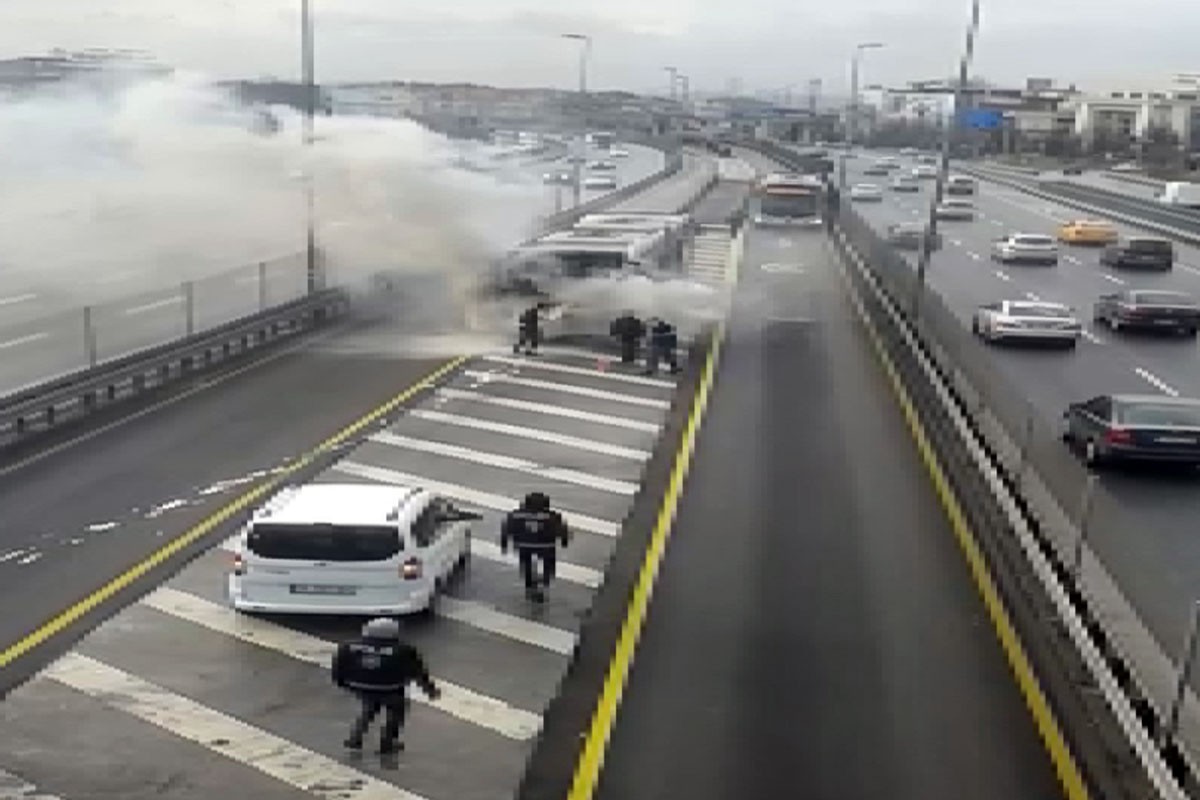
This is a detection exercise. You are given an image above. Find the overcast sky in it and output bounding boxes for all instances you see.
[2,0,1196,94]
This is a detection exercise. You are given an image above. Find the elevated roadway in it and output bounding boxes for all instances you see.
[841,152,1200,699]
[594,221,1061,799]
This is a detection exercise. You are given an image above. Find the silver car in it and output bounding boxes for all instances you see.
[991,233,1059,265]
[934,199,975,221]
[972,300,1081,347]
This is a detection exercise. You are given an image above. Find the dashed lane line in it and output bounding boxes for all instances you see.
[461,371,670,410]
[1134,367,1180,397]
[995,270,1012,282]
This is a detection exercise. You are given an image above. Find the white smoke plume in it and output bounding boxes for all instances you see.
[0,72,547,314]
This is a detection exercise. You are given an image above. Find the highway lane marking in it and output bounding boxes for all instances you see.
[1025,292,1042,301]
[1178,263,1200,277]
[438,597,577,655]
[0,766,68,799]
[566,325,722,800]
[0,355,469,668]
[991,219,1005,226]
[481,354,675,389]
[831,229,1092,800]
[967,251,981,260]
[369,431,639,495]
[43,652,431,799]
[408,409,650,461]
[1101,274,1126,285]
[461,370,670,409]
[0,292,37,307]
[124,296,183,316]
[469,539,602,588]
[1081,329,1105,344]
[139,588,543,739]
[1134,367,1180,397]
[994,270,1012,282]
[1063,255,1082,265]
[334,460,620,538]
[986,190,1070,224]
[950,238,963,247]
[0,332,49,350]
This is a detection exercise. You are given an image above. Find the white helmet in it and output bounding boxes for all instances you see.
[362,617,401,640]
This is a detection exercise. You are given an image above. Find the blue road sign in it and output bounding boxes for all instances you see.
[962,109,1003,129]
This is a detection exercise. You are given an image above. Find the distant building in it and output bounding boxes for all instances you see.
[0,48,171,96]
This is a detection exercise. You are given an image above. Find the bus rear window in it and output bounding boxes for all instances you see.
[247,523,402,561]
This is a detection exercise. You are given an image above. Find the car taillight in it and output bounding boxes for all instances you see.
[1105,428,1133,445]
[401,558,422,580]
[232,552,246,576]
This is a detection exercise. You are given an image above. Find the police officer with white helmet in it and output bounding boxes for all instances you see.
[332,617,440,754]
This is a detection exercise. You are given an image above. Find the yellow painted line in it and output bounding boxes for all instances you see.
[0,355,469,670]
[566,327,724,800]
[837,240,1091,800]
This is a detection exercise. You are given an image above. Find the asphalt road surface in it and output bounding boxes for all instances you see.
[594,226,1061,800]
[841,151,1200,694]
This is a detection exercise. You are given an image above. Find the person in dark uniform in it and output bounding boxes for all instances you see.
[332,617,440,754]
[500,492,570,603]
[609,311,646,364]
[645,318,680,375]
[513,304,541,355]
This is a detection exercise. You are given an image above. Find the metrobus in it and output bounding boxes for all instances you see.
[753,172,825,227]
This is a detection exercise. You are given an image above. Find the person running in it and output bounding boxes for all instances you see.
[500,492,571,603]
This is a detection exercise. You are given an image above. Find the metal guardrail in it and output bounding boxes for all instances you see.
[525,147,685,242]
[1104,171,1167,189]
[0,288,348,448]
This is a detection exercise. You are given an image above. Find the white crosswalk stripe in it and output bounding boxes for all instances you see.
[5,345,675,800]
[43,653,431,800]
[140,588,543,740]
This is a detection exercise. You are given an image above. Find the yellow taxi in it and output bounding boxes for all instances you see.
[1057,219,1118,245]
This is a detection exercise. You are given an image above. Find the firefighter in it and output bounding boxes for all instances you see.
[645,318,681,375]
[332,617,440,754]
[513,304,541,355]
[500,492,570,603]
[609,310,646,364]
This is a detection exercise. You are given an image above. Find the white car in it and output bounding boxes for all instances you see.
[850,183,884,201]
[972,300,1081,347]
[583,175,618,190]
[991,233,1059,265]
[934,199,976,221]
[912,165,938,179]
[227,484,479,616]
[891,175,920,192]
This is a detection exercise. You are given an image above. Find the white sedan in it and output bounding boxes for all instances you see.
[934,199,976,221]
[972,300,1081,347]
[850,183,884,201]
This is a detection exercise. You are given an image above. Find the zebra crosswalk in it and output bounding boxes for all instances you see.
[0,346,682,800]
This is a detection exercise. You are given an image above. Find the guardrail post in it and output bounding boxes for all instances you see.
[184,281,195,336]
[1071,474,1098,582]
[1164,600,1200,748]
[83,305,98,367]
[258,262,268,310]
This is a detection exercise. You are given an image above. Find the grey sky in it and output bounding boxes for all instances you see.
[1,1,1196,93]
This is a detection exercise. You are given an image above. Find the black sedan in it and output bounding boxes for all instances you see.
[1063,394,1200,467]
[1093,290,1200,336]
[1100,237,1174,270]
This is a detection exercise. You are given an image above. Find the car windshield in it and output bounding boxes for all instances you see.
[1129,239,1173,253]
[1119,403,1200,427]
[1132,291,1194,305]
[247,523,402,561]
[1007,303,1070,317]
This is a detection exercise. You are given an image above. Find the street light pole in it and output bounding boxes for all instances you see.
[664,66,678,101]
[913,0,981,322]
[301,0,318,293]
[562,33,591,208]
[844,42,883,189]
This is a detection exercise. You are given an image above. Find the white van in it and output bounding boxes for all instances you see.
[227,483,479,616]
[1157,182,1200,209]
[946,175,977,196]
